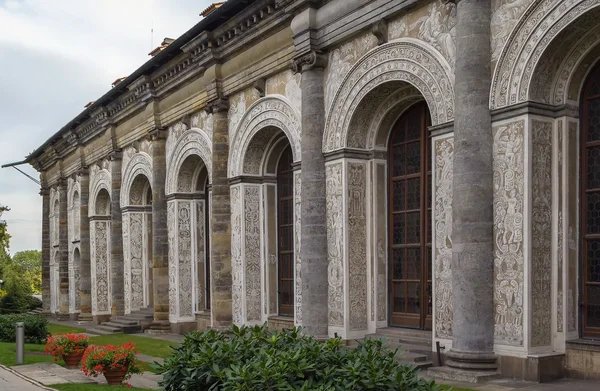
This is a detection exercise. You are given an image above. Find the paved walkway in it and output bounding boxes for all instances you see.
[0,365,54,391]
[428,376,600,390]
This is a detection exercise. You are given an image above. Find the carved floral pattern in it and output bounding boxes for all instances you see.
[166,129,212,193]
[557,122,564,333]
[434,136,454,339]
[178,201,193,318]
[326,163,344,327]
[294,171,302,326]
[493,121,524,345]
[167,201,177,320]
[244,186,262,322]
[91,221,110,314]
[230,186,243,325]
[324,39,454,153]
[348,163,367,330]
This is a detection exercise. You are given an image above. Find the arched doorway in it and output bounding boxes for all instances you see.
[388,101,432,329]
[581,63,600,338]
[277,145,294,316]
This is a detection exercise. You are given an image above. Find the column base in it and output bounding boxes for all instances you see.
[427,366,501,383]
[56,312,70,321]
[93,314,111,325]
[145,320,171,335]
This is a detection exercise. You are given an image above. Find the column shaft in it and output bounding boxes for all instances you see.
[79,170,92,319]
[448,0,496,370]
[210,108,233,328]
[58,181,69,315]
[41,188,51,314]
[152,136,170,322]
[110,157,125,317]
[299,62,328,337]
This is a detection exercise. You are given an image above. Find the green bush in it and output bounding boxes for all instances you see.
[0,292,28,314]
[156,325,440,391]
[0,314,49,344]
[24,295,43,311]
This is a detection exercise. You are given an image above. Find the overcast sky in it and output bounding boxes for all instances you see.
[0,0,213,254]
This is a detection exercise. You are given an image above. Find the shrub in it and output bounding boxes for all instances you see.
[156,325,441,391]
[0,313,49,344]
[0,292,28,314]
[46,333,90,359]
[81,343,143,380]
[25,295,43,311]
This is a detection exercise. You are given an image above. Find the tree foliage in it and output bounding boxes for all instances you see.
[12,250,42,294]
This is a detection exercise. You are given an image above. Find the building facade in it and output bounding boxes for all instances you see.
[16,0,600,382]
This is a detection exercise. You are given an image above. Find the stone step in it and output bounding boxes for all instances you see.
[109,318,140,326]
[93,324,124,333]
[101,321,141,334]
[86,327,121,336]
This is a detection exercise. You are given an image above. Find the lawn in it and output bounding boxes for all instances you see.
[0,341,59,367]
[51,384,150,391]
[47,323,86,335]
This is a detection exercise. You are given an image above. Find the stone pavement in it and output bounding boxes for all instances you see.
[0,365,54,391]
[428,376,600,390]
[10,362,161,389]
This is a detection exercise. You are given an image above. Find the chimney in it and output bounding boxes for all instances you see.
[200,2,225,18]
[149,37,175,57]
[111,77,127,88]
[84,101,95,108]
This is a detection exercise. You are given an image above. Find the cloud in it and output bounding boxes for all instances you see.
[0,0,213,252]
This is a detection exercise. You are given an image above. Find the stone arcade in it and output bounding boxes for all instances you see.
[8,0,600,382]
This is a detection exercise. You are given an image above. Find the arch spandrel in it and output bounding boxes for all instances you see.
[323,38,454,153]
[166,128,212,195]
[491,0,600,109]
[121,152,153,207]
[228,95,301,178]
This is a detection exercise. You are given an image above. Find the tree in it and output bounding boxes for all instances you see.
[0,204,11,286]
[12,250,42,294]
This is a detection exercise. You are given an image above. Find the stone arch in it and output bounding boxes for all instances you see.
[89,169,111,216]
[121,153,153,207]
[228,95,301,178]
[491,0,600,109]
[166,129,212,194]
[94,189,111,216]
[323,38,454,153]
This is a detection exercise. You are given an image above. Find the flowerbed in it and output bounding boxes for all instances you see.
[45,333,90,359]
[156,325,442,391]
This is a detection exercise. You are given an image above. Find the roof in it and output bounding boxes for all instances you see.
[4,0,243,169]
[201,2,225,17]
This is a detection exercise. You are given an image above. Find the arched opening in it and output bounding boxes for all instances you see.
[95,189,111,216]
[388,101,432,330]
[276,145,294,316]
[581,63,600,338]
[125,173,153,312]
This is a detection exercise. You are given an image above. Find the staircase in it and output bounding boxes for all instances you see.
[87,307,154,336]
[350,328,435,369]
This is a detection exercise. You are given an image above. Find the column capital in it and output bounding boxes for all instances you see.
[39,187,50,196]
[56,177,67,190]
[108,150,123,161]
[291,50,328,74]
[76,166,90,177]
[205,97,230,114]
[148,128,168,141]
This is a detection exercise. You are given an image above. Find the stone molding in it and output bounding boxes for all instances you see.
[166,129,212,193]
[291,51,328,73]
[120,152,153,207]
[490,0,600,109]
[228,95,301,178]
[323,38,454,153]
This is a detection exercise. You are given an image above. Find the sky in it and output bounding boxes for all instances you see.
[0,0,214,254]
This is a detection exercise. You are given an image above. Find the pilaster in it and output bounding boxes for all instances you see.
[109,153,125,317]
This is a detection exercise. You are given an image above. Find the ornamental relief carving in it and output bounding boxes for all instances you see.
[244,186,262,322]
[491,0,600,109]
[89,167,111,216]
[229,96,302,178]
[178,201,193,318]
[123,214,131,314]
[130,213,145,311]
[531,120,552,347]
[348,163,367,331]
[326,163,344,327]
[196,201,205,311]
[434,136,454,339]
[121,153,153,207]
[491,0,533,63]
[230,186,244,325]
[294,171,302,326]
[229,88,261,141]
[166,129,212,193]
[92,221,110,313]
[493,120,525,345]
[557,122,564,332]
[167,201,177,319]
[324,39,454,153]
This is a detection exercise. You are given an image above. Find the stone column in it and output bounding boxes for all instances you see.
[151,131,170,325]
[293,51,329,338]
[446,0,497,373]
[110,154,125,317]
[40,187,51,315]
[209,101,233,329]
[58,179,69,318]
[79,169,92,320]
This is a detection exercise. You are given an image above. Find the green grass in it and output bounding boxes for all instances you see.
[88,334,176,359]
[0,341,60,367]
[47,323,86,335]
[439,385,476,391]
[51,384,151,391]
